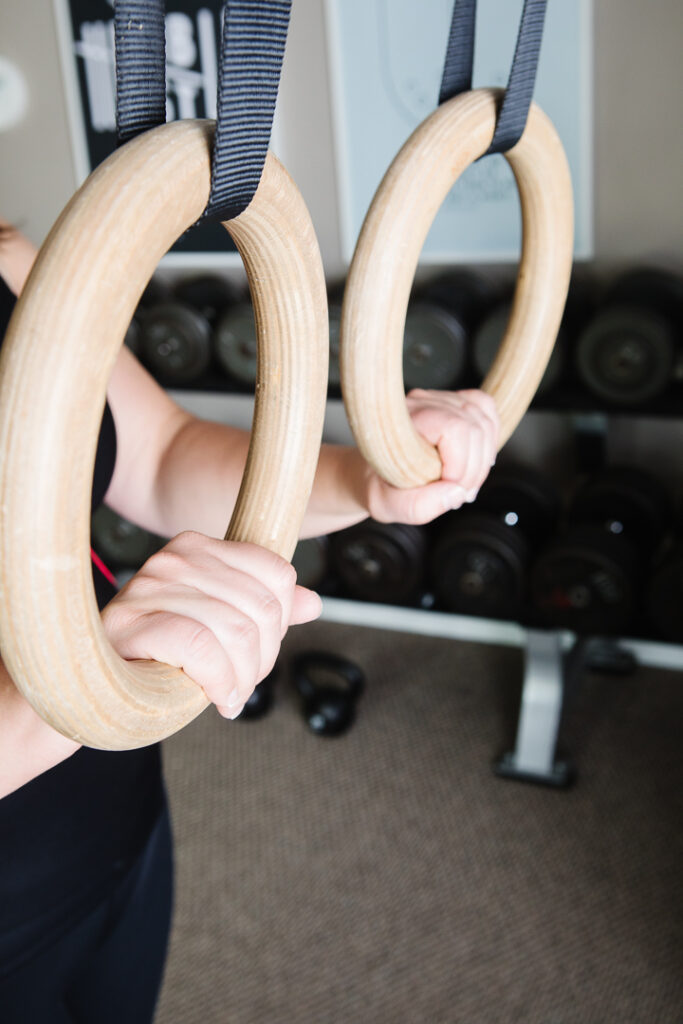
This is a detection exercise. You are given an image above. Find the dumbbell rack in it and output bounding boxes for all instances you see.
[171,389,683,788]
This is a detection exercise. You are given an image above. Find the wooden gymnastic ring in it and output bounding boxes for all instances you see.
[0,120,329,750]
[340,88,574,487]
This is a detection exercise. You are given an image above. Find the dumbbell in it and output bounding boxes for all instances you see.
[123,317,141,356]
[328,520,427,605]
[328,296,343,392]
[472,270,597,399]
[429,464,560,619]
[473,300,564,397]
[402,301,468,391]
[402,269,498,391]
[417,268,499,331]
[530,466,671,635]
[138,276,173,310]
[123,277,175,358]
[575,267,683,406]
[215,286,344,392]
[138,302,213,384]
[214,299,258,387]
[645,540,683,643]
[91,506,167,570]
[291,650,364,737]
[172,273,242,327]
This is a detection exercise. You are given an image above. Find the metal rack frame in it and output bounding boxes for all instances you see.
[320,597,683,786]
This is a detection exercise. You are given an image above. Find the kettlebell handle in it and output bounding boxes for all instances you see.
[292,651,365,702]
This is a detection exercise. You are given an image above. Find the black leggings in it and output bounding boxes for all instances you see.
[0,806,173,1023]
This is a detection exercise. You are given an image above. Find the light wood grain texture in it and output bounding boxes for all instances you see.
[340,88,574,488]
[0,120,329,749]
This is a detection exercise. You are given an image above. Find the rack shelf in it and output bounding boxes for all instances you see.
[318,595,683,672]
[170,386,683,426]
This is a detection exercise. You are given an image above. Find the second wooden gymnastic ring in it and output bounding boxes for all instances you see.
[340,87,574,488]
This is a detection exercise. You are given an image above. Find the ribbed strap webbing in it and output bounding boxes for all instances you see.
[114,1,291,223]
[439,0,548,154]
[114,0,167,146]
[203,1,291,221]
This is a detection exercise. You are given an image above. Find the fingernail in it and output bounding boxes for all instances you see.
[466,488,479,503]
[227,687,241,707]
[442,486,466,512]
[227,703,245,720]
[491,456,497,467]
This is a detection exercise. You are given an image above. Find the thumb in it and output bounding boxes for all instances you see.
[289,585,323,626]
[377,479,470,525]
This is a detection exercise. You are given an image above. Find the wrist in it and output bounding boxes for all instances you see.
[335,444,373,518]
[303,444,372,538]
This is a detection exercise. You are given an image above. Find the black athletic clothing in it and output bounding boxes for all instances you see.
[0,804,172,1023]
[0,275,170,1015]
[0,746,167,978]
[92,401,117,513]
[0,275,14,339]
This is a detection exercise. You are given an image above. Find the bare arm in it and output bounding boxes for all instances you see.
[104,349,498,542]
[103,346,371,541]
[0,661,80,798]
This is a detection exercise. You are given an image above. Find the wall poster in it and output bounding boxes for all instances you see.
[325,0,593,264]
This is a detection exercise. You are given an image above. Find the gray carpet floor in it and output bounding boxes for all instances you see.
[155,621,683,1024]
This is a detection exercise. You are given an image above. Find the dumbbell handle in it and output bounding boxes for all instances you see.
[341,89,574,487]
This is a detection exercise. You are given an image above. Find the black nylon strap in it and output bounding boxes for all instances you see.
[114,1,291,223]
[114,0,166,146]
[438,0,476,105]
[203,1,291,222]
[439,0,547,155]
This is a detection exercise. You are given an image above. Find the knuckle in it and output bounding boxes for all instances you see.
[170,529,204,550]
[442,417,466,440]
[259,593,283,630]
[121,566,164,596]
[164,530,211,562]
[461,399,481,419]
[100,599,130,638]
[186,622,220,662]
[478,391,498,417]
[271,556,297,594]
[143,547,188,579]
[232,616,260,652]
[184,627,233,702]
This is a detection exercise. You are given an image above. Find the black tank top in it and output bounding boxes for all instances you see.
[0,274,165,976]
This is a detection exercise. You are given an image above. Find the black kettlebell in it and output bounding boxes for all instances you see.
[291,651,365,737]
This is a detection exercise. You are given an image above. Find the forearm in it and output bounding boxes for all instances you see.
[0,659,81,799]
[150,414,250,539]
[303,442,372,537]
[150,415,371,541]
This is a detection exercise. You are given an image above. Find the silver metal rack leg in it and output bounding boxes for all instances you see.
[495,629,573,787]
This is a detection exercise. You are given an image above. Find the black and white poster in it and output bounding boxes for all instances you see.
[325,0,593,262]
[54,0,239,261]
